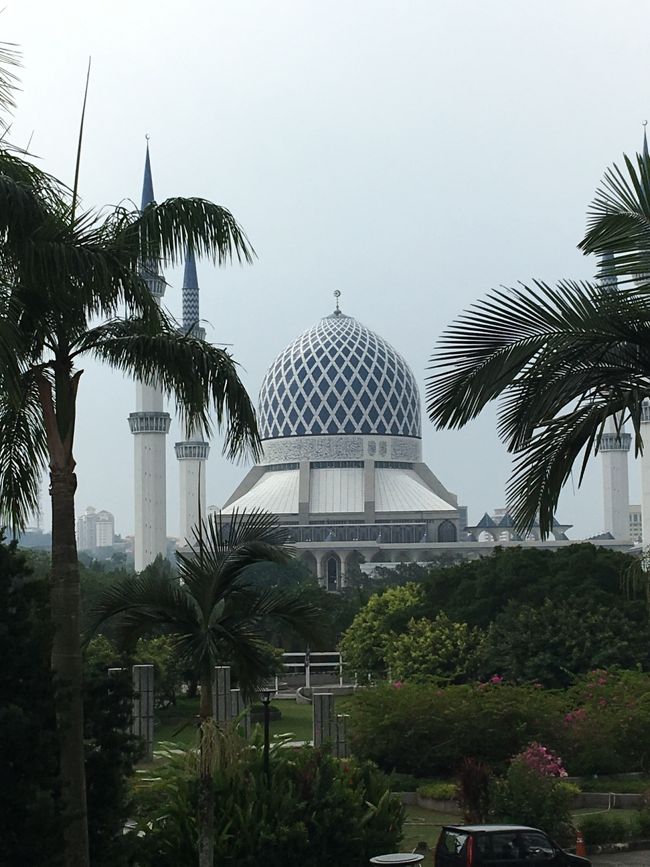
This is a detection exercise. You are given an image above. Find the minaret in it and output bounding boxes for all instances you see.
[175,248,210,547]
[128,143,171,571]
[599,252,632,538]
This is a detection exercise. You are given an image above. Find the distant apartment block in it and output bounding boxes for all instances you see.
[629,505,643,543]
[77,506,115,552]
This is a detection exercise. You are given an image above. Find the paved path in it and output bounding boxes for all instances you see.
[591,852,650,865]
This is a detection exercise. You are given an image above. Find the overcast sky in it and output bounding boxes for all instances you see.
[6,1,649,539]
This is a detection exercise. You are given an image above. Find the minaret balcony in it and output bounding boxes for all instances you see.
[175,441,210,460]
[178,324,206,341]
[129,411,171,434]
[599,431,632,452]
[140,264,166,298]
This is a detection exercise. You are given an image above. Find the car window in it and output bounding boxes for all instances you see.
[440,830,469,857]
[518,832,555,861]
[489,832,520,861]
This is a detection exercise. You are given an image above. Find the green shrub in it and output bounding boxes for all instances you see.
[416,782,458,800]
[348,682,564,776]
[490,761,573,844]
[636,809,650,837]
[579,813,630,845]
[387,772,423,792]
[132,738,404,867]
[561,670,650,775]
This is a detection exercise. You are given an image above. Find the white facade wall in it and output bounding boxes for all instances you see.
[95,511,115,548]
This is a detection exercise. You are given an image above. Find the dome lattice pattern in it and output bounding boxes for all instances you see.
[259,312,421,440]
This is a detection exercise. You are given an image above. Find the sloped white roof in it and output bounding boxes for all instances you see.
[220,469,299,515]
[375,468,455,513]
[309,467,364,513]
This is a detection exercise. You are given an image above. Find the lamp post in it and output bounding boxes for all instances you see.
[260,689,272,783]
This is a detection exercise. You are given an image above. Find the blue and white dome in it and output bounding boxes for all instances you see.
[258,310,421,440]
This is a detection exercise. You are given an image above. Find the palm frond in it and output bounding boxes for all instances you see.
[87,569,200,643]
[0,39,20,125]
[106,197,255,267]
[85,317,260,461]
[579,152,650,286]
[427,280,650,535]
[0,368,48,532]
[178,509,291,617]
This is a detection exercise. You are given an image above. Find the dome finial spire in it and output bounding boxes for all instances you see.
[333,289,341,314]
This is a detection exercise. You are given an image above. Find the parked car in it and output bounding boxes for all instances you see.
[435,824,591,866]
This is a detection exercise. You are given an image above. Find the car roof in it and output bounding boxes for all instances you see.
[443,825,542,834]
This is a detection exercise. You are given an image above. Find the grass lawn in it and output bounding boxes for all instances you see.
[153,697,314,751]
[402,805,461,852]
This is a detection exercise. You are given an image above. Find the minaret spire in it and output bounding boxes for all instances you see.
[182,246,202,335]
[128,143,171,571]
[141,136,154,210]
[176,248,209,547]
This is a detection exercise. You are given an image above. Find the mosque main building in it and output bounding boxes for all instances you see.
[219,298,571,589]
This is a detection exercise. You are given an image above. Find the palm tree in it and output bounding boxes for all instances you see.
[426,148,650,537]
[0,148,260,867]
[88,508,326,867]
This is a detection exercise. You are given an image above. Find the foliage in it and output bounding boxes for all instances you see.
[579,812,631,845]
[89,510,326,702]
[347,682,563,777]
[0,539,63,865]
[422,544,641,629]
[0,538,143,867]
[83,669,143,867]
[338,583,426,678]
[385,612,479,683]
[561,669,650,775]
[490,760,574,844]
[132,737,404,867]
[416,781,458,801]
[341,545,648,689]
[479,598,650,687]
[84,633,185,708]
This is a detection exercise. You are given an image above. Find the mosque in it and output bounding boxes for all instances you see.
[128,147,635,579]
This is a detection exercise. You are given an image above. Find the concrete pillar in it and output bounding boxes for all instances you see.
[313,692,335,748]
[230,687,251,737]
[363,459,375,524]
[132,664,155,761]
[298,460,310,524]
[335,713,350,758]
[212,665,231,726]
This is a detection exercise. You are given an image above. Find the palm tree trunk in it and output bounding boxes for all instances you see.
[198,674,215,867]
[50,464,89,867]
[38,365,89,867]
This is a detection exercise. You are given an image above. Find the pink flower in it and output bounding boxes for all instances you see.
[489,674,503,684]
[392,680,403,689]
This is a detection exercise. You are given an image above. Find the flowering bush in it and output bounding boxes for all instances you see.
[517,742,567,778]
[560,669,650,774]
[490,759,574,844]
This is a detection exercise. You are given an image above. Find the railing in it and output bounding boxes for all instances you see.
[277,651,344,691]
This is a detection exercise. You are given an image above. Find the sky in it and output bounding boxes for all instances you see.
[5,0,650,540]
